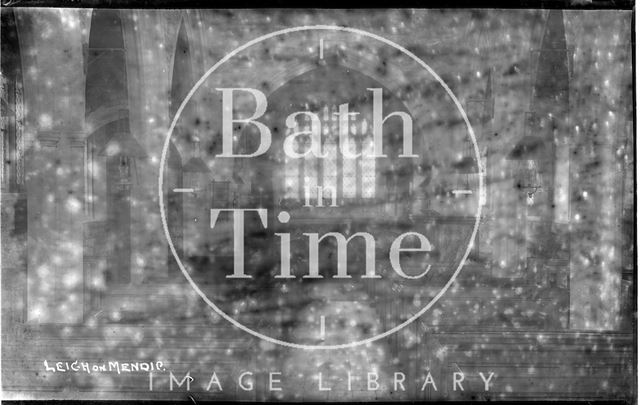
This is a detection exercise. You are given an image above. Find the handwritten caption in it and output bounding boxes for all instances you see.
[43,360,165,374]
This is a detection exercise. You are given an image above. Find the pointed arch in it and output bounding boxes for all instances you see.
[170,17,195,116]
[84,9,138,285]
[165,16,197,275]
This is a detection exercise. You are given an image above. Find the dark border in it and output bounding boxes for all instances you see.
[0,0,635,9]
[0,3,635,405]
[2,396,632,405]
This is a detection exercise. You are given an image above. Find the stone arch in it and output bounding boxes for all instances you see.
[84,9,145,286]
[164,16,201,276]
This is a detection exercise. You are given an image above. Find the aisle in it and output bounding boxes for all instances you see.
[271,279,394,401]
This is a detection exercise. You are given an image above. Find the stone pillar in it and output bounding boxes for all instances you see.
[21,9,88,324]
[568,16,629,330]
[1,192,27,329]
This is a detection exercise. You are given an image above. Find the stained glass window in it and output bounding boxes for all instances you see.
[282,105,376,202]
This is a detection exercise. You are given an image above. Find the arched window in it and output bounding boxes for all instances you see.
[282,104,377,204]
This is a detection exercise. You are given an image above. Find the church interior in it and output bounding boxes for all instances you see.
[0,8,635,401]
